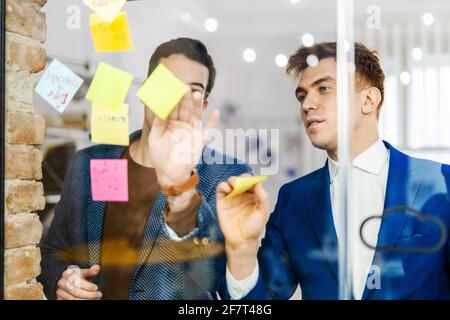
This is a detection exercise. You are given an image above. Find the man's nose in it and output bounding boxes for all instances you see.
[301,96,319,112]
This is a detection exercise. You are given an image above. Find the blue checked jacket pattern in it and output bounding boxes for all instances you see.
[38,130,252,300]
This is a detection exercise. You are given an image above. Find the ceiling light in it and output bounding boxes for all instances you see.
[422,13,434,26]
[302,33,314,47]
[412,47,423,61]
[400,71,411,85]
[275,54,288,68]
[243,49,256,63]
[306,54,319,67]
[204,18,218,32]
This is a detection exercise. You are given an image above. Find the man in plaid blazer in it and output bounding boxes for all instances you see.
[39,38,251,300]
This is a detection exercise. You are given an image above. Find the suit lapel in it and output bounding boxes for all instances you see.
[85,131,142,266]
[306,163,339,281]
[86,200,107,266]
[131,191,168,279]
[362,141,422,299]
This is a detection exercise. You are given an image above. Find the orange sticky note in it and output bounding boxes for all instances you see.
[90,12,133,52]
[225,176,268,199]
[136,63,189,120]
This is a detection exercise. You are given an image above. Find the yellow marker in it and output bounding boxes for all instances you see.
[136,63,189,120]
[91,102,129,146]
[86,62,134,111]
[83,0,126,23]
[90,12,133,53]
[225,176,268,199]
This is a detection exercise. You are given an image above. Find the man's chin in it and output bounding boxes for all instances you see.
[312,142,327,151]
[309,137,333,151]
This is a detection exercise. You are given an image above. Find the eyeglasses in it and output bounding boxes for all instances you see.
[190,84,210,100]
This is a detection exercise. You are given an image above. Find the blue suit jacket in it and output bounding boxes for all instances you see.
[245,141,450,300]
[38,130,252,300]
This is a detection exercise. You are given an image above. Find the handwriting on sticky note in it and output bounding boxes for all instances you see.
[225,176,268,199]
[91,103,129,146]
[83,0,126,23]
[136,63,189,120]
[35,59,83,113]
[90,159,128,202]
[90,12,133,52]
[85,62,134,111]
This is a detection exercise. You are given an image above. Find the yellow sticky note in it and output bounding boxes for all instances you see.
[90,12,133,53]
[86,62,134,111]
[91,103,129,146]
[225,176,268,199]
[136,64,189,120]
[84,0,126,23]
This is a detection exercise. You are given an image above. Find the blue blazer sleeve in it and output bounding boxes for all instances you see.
[240,185,299,300]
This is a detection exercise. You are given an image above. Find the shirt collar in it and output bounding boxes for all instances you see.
[328,139,389,184]
[328,156,339,184]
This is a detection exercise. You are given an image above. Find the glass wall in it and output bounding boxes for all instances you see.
[346,0,450,299]
[1,0,449,301]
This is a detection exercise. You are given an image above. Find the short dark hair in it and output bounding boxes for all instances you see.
[148,38,216,98]
[287,42,385,115]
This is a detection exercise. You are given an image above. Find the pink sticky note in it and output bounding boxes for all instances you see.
[90,159,128,202]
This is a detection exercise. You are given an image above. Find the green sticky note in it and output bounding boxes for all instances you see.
[86,62,134,111]
[136,63,189,120]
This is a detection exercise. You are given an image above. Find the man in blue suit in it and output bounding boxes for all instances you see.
[216,42,450,300]
[39,38,251,300]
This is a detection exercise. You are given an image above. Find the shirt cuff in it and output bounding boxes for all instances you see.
[226,262,259,300]
[163,190,202,237]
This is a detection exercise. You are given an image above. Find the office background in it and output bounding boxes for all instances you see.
[37,0,450,209]
[2,0,449,300]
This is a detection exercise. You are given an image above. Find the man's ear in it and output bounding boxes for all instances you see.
[361,87,382,115]
[203,100,209,110]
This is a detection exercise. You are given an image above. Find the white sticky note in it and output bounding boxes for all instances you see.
[83,0,126,23]
[35,59,84,113]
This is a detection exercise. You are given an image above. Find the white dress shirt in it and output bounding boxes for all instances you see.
[329,139,389,299]
[226,139,390,300]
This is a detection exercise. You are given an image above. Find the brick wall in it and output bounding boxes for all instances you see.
[4,0,47,300]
